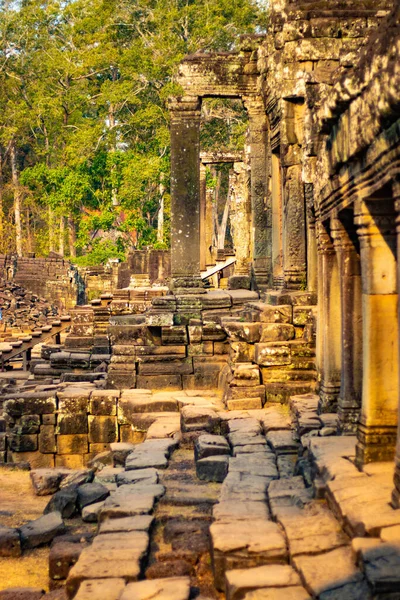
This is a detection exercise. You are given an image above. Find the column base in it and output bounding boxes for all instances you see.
[228,274,251,290]
[318,382,340,413]
[283,267,307,290]
[391,464,400,508]
[170,276,205,295]
[355,422,397,468]
[337,403,361,435]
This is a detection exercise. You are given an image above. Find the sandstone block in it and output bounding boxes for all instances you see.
[260,324,295,342]
[181,406,220,433]
[0,527,21,557]
[255,344,291,367]
[57,414,88,435]
[225,564,301,600]
[38,425,57,454]
[194,434,230,461]
[136,375,182,391]
[19,512,65,550]
[196,456,229,483]
[88,416,118,444]
[120,577,190,600]
[223,322,261,343]
[73,578,126,600]
[57,389,90,414]
[49,539,88,581]
[89,390,119,416]
[9,434,38,453]
[57,435,88,455]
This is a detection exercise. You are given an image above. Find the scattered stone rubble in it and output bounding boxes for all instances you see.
[1,390,400,599]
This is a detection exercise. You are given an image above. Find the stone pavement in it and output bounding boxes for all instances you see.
[1,390,400,599]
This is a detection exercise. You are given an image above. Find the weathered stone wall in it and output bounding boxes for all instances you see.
[0,254,79,310]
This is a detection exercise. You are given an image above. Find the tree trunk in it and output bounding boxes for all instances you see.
[0,149,4,253]
[48,206,55,252]
[157,173,165,244]
[26,207,32,252]
[68,216,76,257]
[10,141,23,257]
[59,215,65,256]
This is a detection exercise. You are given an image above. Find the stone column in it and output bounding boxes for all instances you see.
[271,153,284,287]
[316,221,342,413]
[331,213,363,434]
[243,96,271,289]
[228,161,251,289]
[283,166,307,289]
[200,163,207,272]
[305,183,317,293]
[392,181,400,507]
[169,96,204,293]
[205,181,216,268]
[354,199,398,467]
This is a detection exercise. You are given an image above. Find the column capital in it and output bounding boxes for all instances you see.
[168,96,202,120]
[330,216,355,252]
[316,221,334,255]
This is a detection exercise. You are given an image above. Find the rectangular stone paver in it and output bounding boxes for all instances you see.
[211,520,287,590]
[213,501,270,522]
[74,578,126,600]
[225,565,301,600]
[98,515,154,535]
[120,577,191,600]
[293,546,364,597]
[243,588,311,600]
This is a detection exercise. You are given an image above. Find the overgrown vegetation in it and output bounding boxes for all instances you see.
[0,0,267,263]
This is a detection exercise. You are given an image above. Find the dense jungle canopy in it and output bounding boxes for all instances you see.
[0,0,267,264]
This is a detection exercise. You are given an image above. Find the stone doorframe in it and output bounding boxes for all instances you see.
[168,49,271,293]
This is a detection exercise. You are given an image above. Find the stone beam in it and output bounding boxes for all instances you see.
[176,53,256,99]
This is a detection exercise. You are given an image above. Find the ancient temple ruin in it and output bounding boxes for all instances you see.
[0,1,399,599]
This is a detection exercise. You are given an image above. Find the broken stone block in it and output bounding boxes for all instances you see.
[360,542,400,595]
[66,546,141,598]
[77,483,110,511]
[223,322,261,343]
[116,467,158,487]
[110,442,135,466]
[259,323,295,342]
[293,546,365,597]
[89,389,119,416]
[30,469,64,496]
[94,466,124,485]
[99,491,155,521]
[242,588,310,600]
[230,342,255,363]
[210,520,287,590]
[255,344,291,367]
[98,515,154,535]
[230,364,261,387]
[225,564,301,600]
[49,539,89,580]
[19,512,65,550]
[73,578,126,600]
[59,469,94,489]
[266,430,299,455]
[0,589,45,600]
[125,451,168,471]
[44,484,78,519]
[120,577,191,600]
[81,501,105,523]
[196,456,229,483]
[0,526,21,557]
[181,406,220,433]
[194,434,230,461]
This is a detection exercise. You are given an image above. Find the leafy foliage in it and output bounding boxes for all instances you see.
[0,0,267,260]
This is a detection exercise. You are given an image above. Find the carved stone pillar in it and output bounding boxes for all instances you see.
[305,183,317,293]
[331,213,362,434]
[271,153,284,288]
[283,167,307,289]
[228,161,251,289]
[354,199,398,467]
[392,181,400,507]
[200,163,206,272]
[169,96,204,293]
[243,96,271,289]
[316,221,342,413]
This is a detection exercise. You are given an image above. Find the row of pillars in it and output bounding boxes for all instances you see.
[317,183,400,505]
[169,95,307,292]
